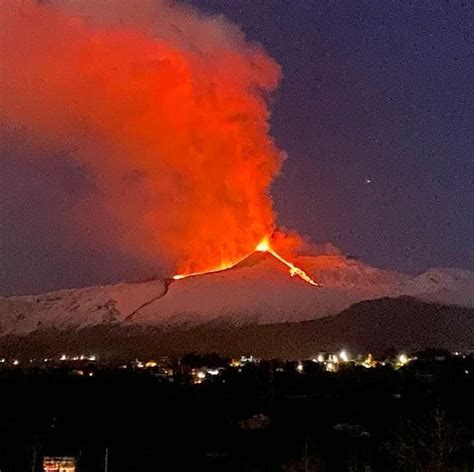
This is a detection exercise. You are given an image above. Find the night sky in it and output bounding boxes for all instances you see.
[1,1,473,295]
[191,0,473,271]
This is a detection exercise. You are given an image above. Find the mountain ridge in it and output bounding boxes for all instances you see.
[0,296,472,359]
[0,253,473,336]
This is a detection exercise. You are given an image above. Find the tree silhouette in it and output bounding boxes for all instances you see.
[388,407,459,472]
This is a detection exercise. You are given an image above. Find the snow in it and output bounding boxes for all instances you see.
[0,253,472,335]
[0,280,166,334]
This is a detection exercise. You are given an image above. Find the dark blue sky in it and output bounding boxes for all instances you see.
[1,1,472,295]
[191,0,473,273]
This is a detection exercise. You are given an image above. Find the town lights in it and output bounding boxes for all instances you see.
[363,353,375,368]
[339,350,349,362]
[398,354,408,365]
[191,370,207,384]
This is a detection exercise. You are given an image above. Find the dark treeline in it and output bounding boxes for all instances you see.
[0,353,473,471]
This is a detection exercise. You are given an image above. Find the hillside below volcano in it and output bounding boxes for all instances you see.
[0,250,473,336]
[0,297,472,359]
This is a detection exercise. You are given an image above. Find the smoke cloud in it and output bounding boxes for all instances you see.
[0,0,283,277]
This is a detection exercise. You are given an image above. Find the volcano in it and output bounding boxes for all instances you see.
[1,249,473,339]
[172,237,319,287]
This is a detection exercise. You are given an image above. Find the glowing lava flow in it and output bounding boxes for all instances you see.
[172,262,242,281]
[255,239,319,286]
[173,238,319,286]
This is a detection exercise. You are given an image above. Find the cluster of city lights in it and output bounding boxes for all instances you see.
[0,351,471,382]
[230,355,260,367]
[60,354,97,362]
[192,367,223,384]
[309,350,352,372]
[299,350,417,373]
[123,359,174,378]
[0,354,98,367]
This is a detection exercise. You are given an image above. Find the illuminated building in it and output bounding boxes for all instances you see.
[339,350,350,362]
[395,353,415,368]
[362,353,376,368]
[190,366,222,384]
[230,355,260,367]
[43,457,76,472]
[191,369,207,384]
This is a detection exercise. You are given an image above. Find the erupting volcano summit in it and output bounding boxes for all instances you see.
[173,237,319,287]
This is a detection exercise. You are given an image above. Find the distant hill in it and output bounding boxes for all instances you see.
[0,297,472,359]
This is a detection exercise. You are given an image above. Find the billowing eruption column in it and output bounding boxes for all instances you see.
[1,0,284,277]
[2,1,321,289]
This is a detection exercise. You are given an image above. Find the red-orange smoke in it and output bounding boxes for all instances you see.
[0,0,284,276]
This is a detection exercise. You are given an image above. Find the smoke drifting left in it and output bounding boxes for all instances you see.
[1,0,285,284]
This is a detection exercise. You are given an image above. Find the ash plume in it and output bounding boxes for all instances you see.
[0,0,283,277]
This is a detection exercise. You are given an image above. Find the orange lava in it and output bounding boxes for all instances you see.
[173,237,319,286]
[255,238,319,286]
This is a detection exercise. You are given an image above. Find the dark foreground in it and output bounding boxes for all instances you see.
[1,354,474,471]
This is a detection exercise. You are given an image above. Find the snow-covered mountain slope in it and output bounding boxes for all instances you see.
[0,280,167,335]
[405,268,474,306]
[0,252,473,335]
